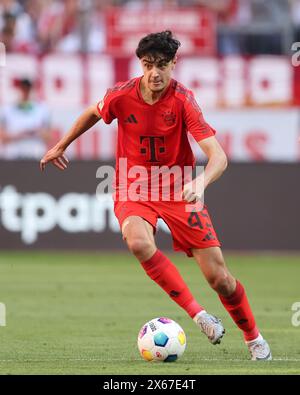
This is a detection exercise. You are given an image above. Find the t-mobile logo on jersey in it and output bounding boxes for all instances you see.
[140,136,165,162]
[0,303,6,326]
[0,42,6,67]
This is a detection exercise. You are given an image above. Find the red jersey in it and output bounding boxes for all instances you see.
[97,77,216,200]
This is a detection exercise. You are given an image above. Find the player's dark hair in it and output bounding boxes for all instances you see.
[136,31,181,63]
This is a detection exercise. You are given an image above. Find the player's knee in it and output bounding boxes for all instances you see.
[127,237,154,258]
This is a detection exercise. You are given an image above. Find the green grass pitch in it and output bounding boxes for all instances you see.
[0,251,300,375]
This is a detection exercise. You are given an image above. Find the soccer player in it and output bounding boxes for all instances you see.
[40,31,271,360]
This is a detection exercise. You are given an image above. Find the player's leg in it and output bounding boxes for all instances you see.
[191,247,236,297]
[122,215,156,262]
[192,246,272,360]
[156,201,267,352]
[120,214,205,318]
[154,201,226,344]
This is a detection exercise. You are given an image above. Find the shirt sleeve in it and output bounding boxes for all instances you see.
[96,88,116,124]
[183,91,216,142]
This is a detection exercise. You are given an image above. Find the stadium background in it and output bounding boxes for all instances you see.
[0,0,300,375]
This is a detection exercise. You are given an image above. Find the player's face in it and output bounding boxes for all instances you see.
[141,56,176,92]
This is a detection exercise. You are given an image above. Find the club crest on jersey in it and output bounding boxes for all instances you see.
[162,110,176,126]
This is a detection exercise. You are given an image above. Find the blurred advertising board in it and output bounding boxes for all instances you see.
[0,54,294,109]
[1,108,296,162]
[0,161,299,251]
[192,108,300,163]
[105,7,216,56]
[0,55,299,162]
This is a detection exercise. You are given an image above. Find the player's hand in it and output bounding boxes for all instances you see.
[40,145,69,171]
[182,180,203,203]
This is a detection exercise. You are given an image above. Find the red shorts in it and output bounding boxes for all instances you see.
[114,200,221,257]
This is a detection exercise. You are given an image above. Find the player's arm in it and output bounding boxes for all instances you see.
[40,104,101,171]
[197,135,228,189]
[183,136,227,203]
[182,94,227,203]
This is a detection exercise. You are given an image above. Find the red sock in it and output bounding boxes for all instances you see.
[141,250,204,318]
[219,280,259,341]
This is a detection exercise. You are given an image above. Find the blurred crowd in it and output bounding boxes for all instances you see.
[0,0,298,55]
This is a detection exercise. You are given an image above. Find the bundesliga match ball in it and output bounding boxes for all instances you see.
[137,317,186,362]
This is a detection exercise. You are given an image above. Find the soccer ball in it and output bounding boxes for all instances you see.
[137,317,186,362]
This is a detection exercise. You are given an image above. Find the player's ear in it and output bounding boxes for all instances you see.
[172,56,177,69]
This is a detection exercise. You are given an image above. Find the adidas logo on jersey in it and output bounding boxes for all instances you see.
[124,114,138,124]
